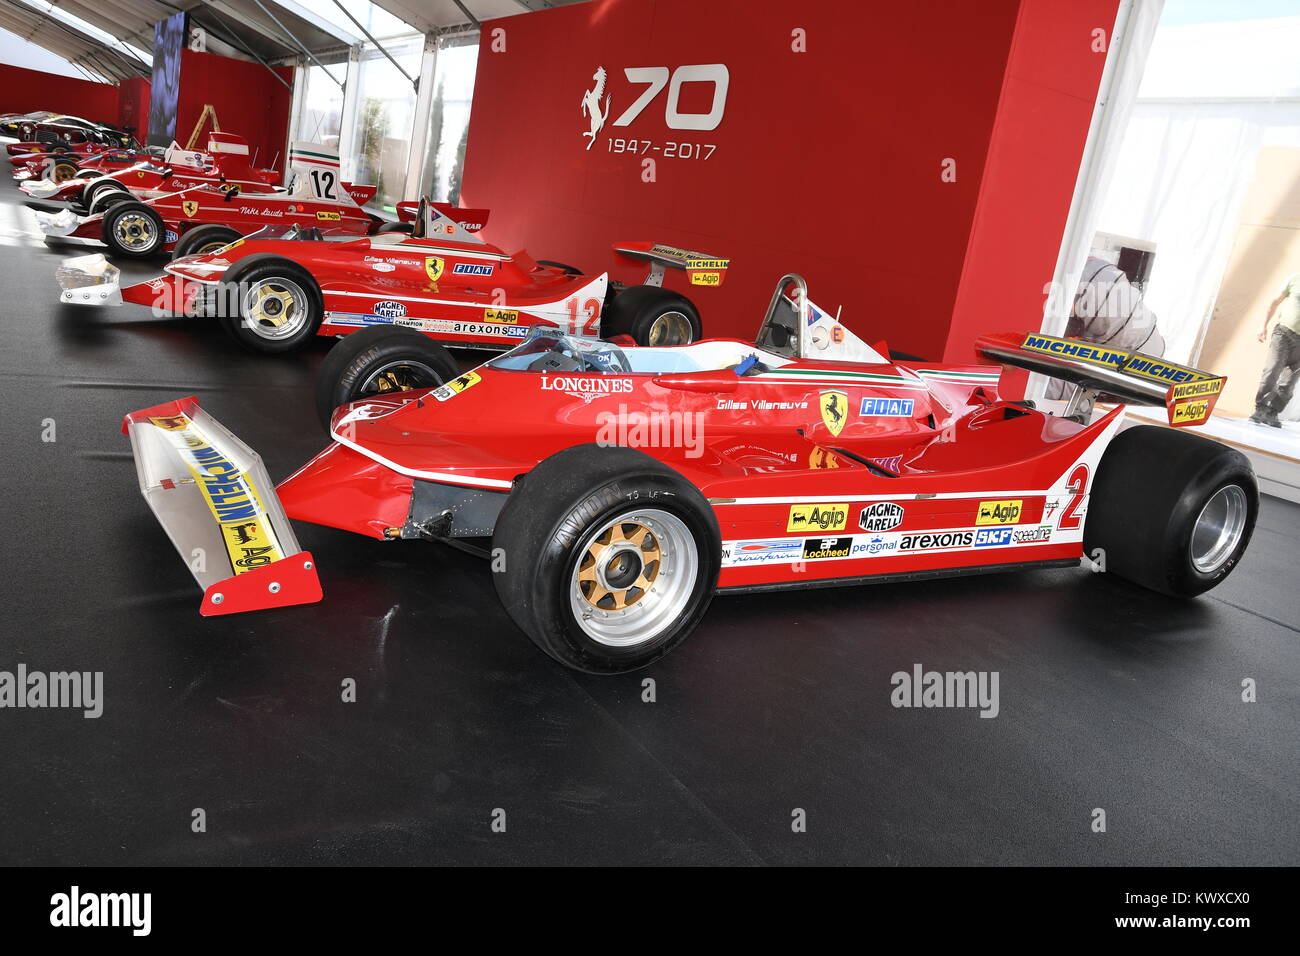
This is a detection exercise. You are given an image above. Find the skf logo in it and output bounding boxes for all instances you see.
[181,199,199,217]
[424,257,444,283]
[819,390,848,437]
[484,307,519,323]
[316,210,342,221]
[976,499,1022,525]
[787,504,848,532]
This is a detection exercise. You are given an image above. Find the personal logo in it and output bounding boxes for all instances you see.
[424,257,445,283]
[580,66,612,150]
[976,499,1023,525]
[819,389,848,437]
[859,397,915,417]
[787,504,848,532]
[859,502,904,532]
[374,300,407,320]
[181,199,199,217]
[432,371,481,402]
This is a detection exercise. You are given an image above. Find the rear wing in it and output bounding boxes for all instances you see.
[975,331,1226,428]
[121,397,322,615]
[614,241,730,288]
[395,200,490,233]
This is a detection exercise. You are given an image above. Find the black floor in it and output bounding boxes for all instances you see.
[0,177,1297,866]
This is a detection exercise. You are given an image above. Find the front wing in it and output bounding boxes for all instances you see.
[122,397,322,616]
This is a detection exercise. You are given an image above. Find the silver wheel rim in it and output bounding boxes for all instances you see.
[647,310,692,346]
[241,277,311,340]
[359,359,444,396]
[1190,484,1248,574]
[569,508,698,647]
[113,211,158,252]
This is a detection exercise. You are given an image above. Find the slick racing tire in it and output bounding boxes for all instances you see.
[172,224,241,260]
[602,285,701,346]
[100,200,166,258]
[493,445,721,674]
[314,325,460,431]
[373,221,414,235]
[49,159,79,183]
[1083,425,1257,597]
[83,177,127,212]
[536,260,583,276]
[219,259,324,354]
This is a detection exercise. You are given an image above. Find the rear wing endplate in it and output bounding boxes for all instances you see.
[975,331,1226,428]
[121,397,322,615]
[614,241,730,288]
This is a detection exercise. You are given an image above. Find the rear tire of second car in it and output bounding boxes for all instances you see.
[602,285,701,346]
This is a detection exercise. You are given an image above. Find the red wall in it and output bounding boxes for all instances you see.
[0,64,120,125]
[945,0,1119,365]
[175,50,293,173]
[462,0,1116,362]
[117,77,151,139]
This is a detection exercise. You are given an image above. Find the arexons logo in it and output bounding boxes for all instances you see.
[900,530,974,551]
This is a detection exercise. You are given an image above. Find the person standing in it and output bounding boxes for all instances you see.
[1251,275,1300,427]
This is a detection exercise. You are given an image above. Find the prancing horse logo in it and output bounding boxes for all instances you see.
[181,199,199,217]
[580,66,611,151]
[819,389,848,437]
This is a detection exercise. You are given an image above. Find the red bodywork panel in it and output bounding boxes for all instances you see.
[274,346,1125,591]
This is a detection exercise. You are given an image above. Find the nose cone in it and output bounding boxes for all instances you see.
[277,441,415,540]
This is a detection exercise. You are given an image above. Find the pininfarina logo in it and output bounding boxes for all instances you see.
[580,66,612,150]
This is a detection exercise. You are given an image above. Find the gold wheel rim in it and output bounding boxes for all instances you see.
[576,520,662,611]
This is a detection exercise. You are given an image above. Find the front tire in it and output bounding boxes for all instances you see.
[603,285,701,346]
[1083,425,1257,597]
[83,177,127,212]
[218,260,323,353]
[314,325,459,430]
[100,201,165,258]
[493,444,720,673]
[49,159,78,183]
[173,224,241,259]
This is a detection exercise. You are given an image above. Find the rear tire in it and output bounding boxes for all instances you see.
[315,325,459,430]
[1083,425,1257,597]
[373,221,413,235]
[493,444,720,673]
[603,285,701,346]
[173,224,241,260]
[218,260,323,354]
[100,200,165,258]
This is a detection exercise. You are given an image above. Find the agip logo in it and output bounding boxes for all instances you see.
[976,500,1023,525]
[787,504,848,533]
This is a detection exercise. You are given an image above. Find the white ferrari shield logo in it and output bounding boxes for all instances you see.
[819,390,848,437]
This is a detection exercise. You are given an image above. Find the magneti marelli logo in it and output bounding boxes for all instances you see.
[580,64,730,160]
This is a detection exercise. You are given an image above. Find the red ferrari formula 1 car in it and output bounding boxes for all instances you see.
[36,143,379,259]
[120,274,1256,673]
[56,198,727,351]
[10,142,163,184]
[20,132,279,210]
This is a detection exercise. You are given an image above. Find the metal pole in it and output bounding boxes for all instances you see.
[329,0,417,90]
[240,0,344,87]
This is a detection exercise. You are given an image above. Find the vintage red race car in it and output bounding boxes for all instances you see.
[19,132,279,210]
[56,198,728,351]
[36,143,379,258]
[120,275,1256,673]
[10,143,163,184]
